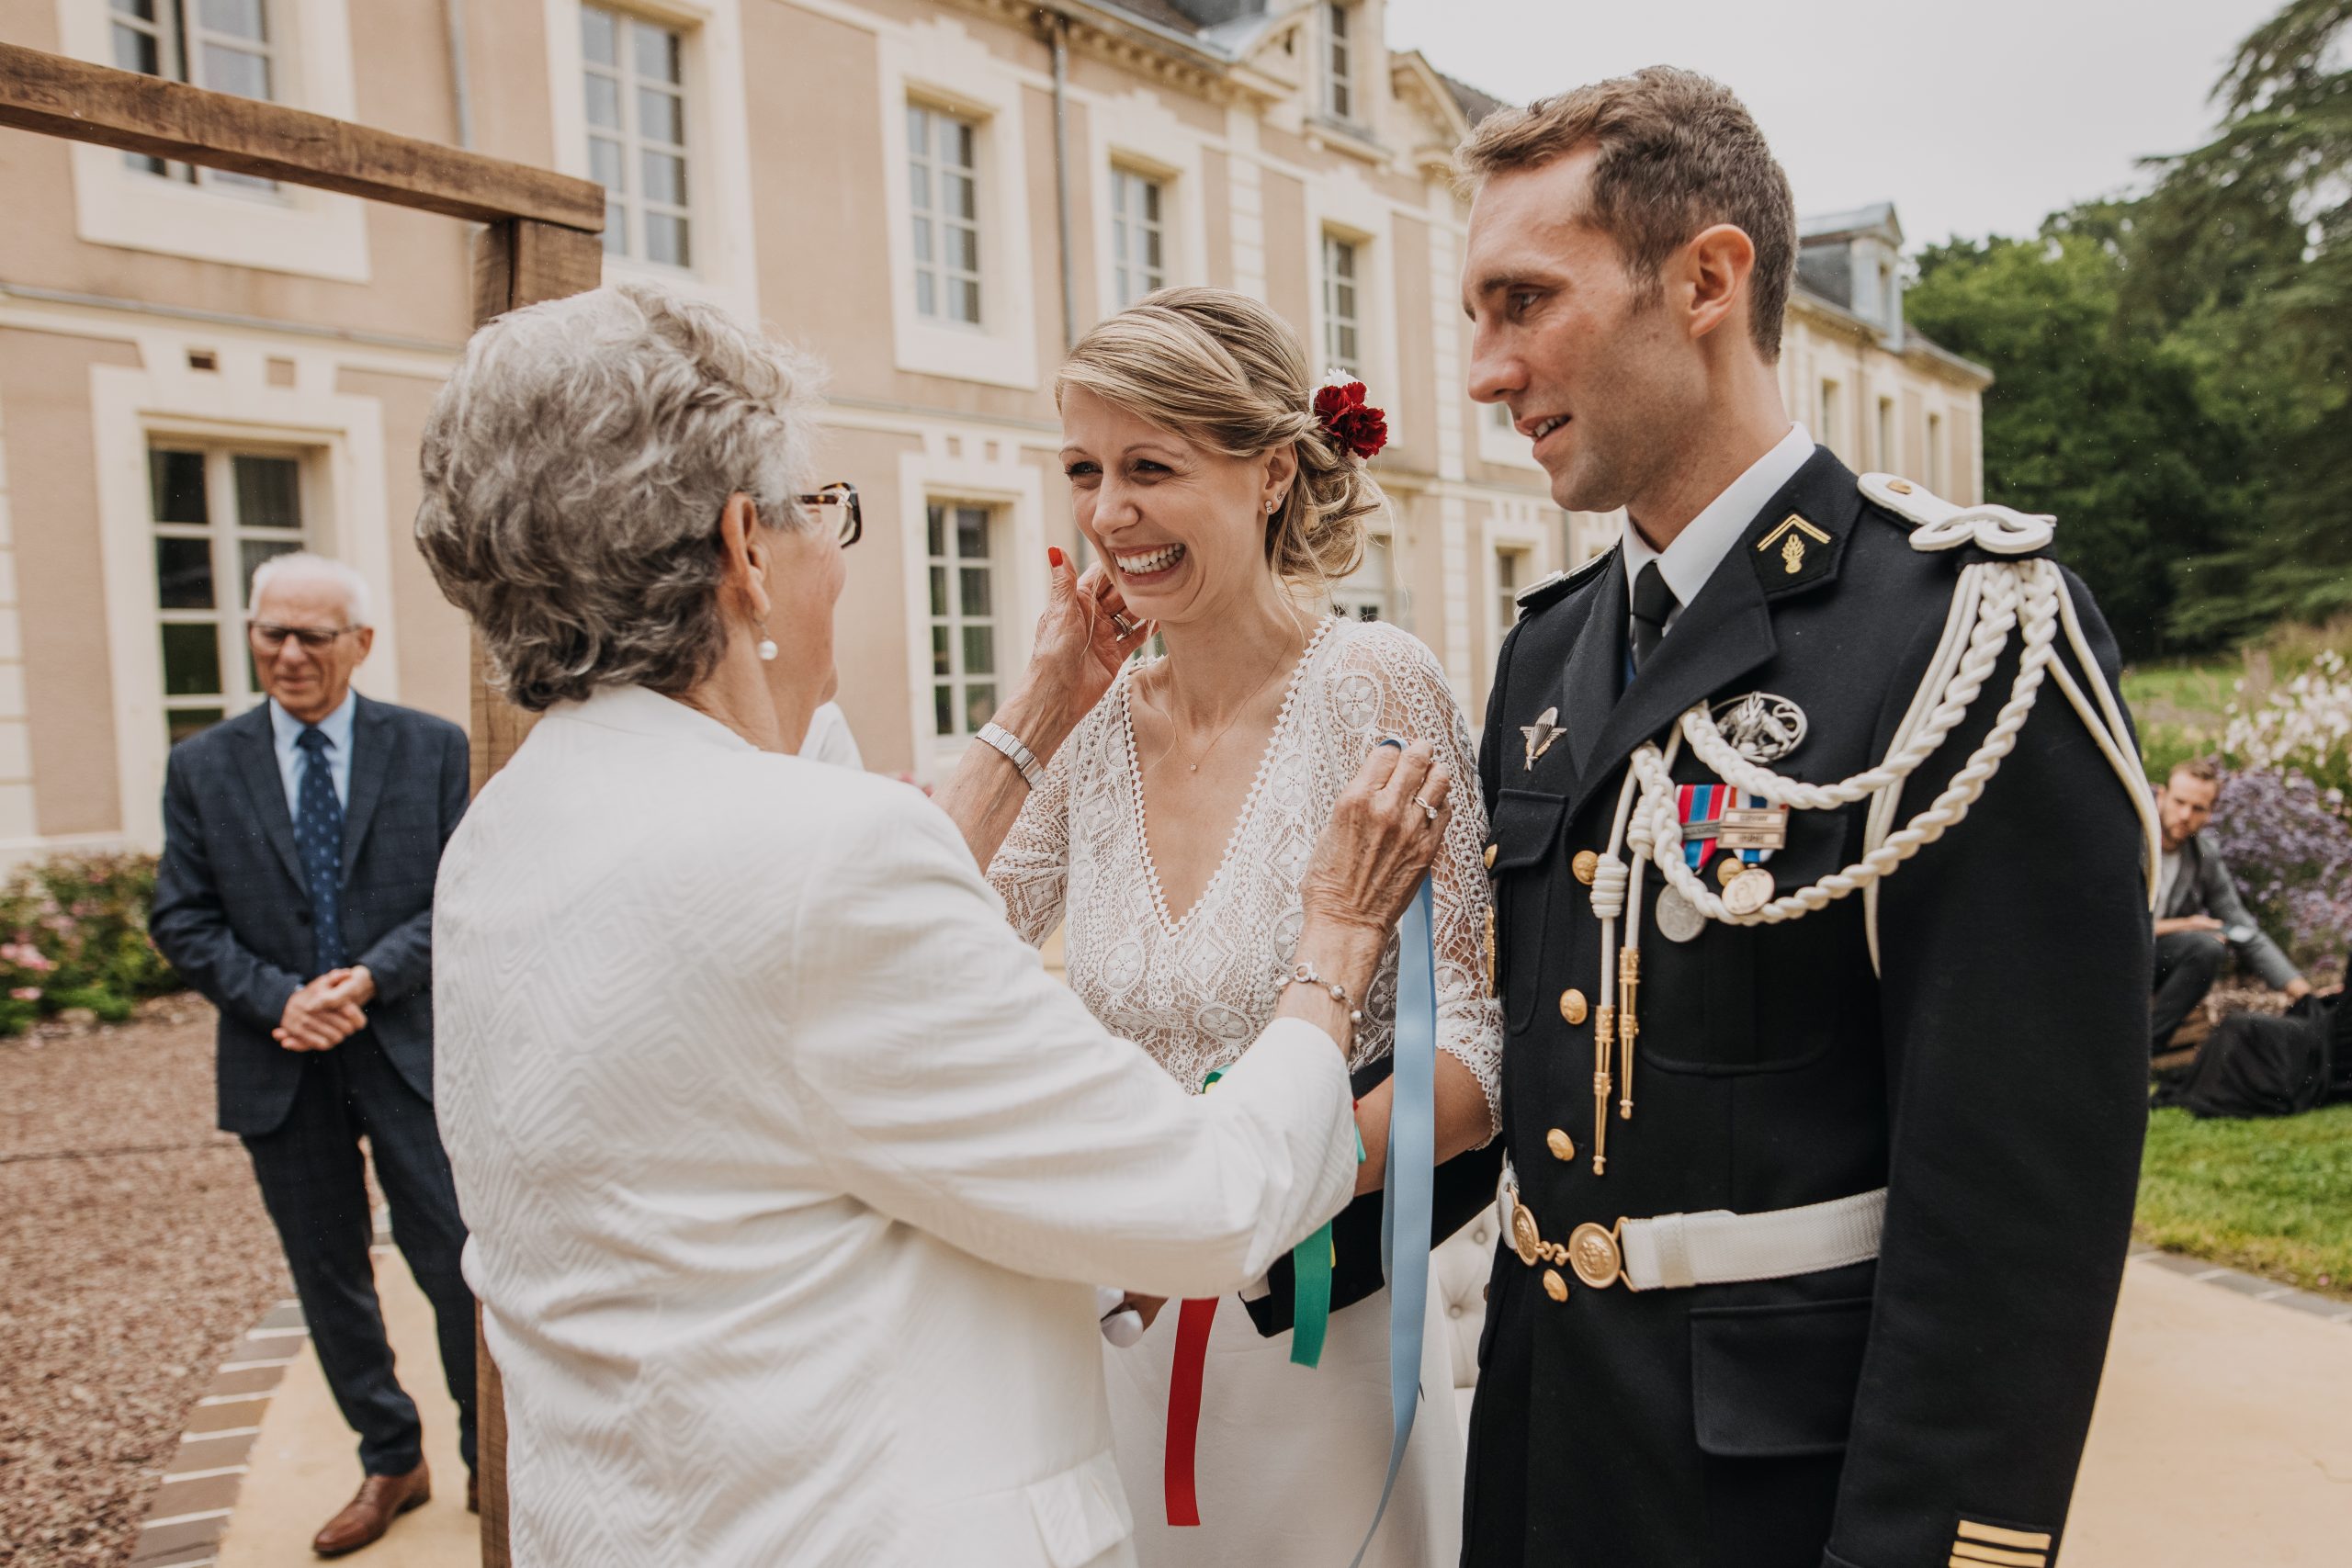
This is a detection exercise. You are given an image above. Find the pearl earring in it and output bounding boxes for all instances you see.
[756,621,778,662]
[1266,496,1281,513]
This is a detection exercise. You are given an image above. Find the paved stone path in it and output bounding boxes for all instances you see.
[191,1241,2352,1565]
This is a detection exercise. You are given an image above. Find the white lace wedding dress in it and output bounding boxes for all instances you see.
[989,615,1502,1568]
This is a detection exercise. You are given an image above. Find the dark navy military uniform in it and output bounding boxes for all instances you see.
[1462,446,2150,1568]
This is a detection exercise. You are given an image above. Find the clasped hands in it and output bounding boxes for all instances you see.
[276,965,377,1052]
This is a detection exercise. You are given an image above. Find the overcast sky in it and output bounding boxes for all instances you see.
[1386,0,2283,250]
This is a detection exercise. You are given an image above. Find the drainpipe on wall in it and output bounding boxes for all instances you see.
[1041,9,1077,351]
[444,0,476,150]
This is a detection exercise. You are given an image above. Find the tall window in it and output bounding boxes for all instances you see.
[148,445,309,746]
[1495,547,1526,639]
[1818,379,1841,452]
[1875,396,1896,470]
[910,105,982,325]
[1927,412,1946,491]
[928,502,998,738]
[1323,234,1361,375]
[1325,3,1354,120]
[112,0,276,189]
[583,5,693,268]
[1110,168,1166,310]
[1332,533,1391,623]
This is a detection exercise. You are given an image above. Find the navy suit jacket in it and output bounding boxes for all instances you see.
[151,694,469,1136]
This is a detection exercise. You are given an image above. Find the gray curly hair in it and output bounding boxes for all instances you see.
[414,281,822,711]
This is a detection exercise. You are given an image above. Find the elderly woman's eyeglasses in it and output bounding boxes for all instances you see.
[797,482,862,547]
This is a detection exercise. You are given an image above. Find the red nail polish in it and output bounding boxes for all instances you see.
[1048,546,1066,568]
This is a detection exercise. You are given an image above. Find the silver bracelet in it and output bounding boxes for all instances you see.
[1276,961,1363,1025]
[976,721,1044,790]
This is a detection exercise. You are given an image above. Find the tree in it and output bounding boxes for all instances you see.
[1906,221,2249,659]
[2132,0,2352,642]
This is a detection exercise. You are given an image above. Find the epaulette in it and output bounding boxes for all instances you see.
[1514,546,1616,614]
[1857,471,1957,530]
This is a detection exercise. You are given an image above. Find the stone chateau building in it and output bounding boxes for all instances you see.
[0,0,1985,860]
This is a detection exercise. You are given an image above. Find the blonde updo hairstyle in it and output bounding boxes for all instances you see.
[1055,287,1385,599]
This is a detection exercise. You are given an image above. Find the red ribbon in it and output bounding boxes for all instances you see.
[1163,1296,1219,1527]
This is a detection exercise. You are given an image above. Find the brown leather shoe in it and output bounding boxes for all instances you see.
[311,1461,430,1557]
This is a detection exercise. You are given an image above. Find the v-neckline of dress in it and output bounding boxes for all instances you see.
[1117,616,1337,937]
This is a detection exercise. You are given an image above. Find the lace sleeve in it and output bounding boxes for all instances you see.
[985,728,1075,947]
[1329,625,1504,1139]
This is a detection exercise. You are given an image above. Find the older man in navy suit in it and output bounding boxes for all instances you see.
[152,553,474,1557]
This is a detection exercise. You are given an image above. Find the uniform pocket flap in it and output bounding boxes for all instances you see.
[1023,1449,1134,1568]
[1690,1297,1871,1458]
[1489,789,1567,872]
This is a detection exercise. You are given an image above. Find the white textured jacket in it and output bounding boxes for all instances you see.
[434,685,1359,1568]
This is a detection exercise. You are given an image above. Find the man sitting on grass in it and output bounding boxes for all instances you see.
[2152,758,2313,1054]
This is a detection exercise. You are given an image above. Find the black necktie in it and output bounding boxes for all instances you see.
[1630,561,1679,670]
[294,727,345,976]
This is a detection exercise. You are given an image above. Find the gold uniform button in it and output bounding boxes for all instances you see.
[1716,856,1746,887]
[1542,1269,1569,1303]
[1572,850,1600,885]
[1888,478,1915,494]
[1558,988,1588,1026]
[1545,1127,1575,1162]
[1483,843,1498,871]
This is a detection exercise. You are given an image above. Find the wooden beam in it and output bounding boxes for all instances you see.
[0,43,604,232]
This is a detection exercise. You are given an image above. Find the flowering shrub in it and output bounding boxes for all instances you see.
[2222,649,2352,801]
[2209,768,2352,977]
[0,852,179,1035]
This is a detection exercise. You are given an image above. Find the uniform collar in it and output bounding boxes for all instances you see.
[1620,423,1814,622]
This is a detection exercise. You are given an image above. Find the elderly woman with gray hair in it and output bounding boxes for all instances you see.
[415,281,1451,1567]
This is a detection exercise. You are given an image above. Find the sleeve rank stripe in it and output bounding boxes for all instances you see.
[1951,1553,2047,1568]
[1957,1521,2055,1550]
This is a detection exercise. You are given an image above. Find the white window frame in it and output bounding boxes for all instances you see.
[1322,231,1363,376]
[1085,92,1205,327]
[90,350,401,851]
[1875,393,1896,472]
[893,437,1046,779]
[876,23,1039,389]
[909,103,984,326]
[581,3,695,271]
[1492,543,1528,645]
[146,442,314,748]
[1927,410,1946,491]
[1325,3,1356,123]
[1818,378,1843,457]
[543,0,761,320]
[1332,529,1393,624]
[111,0,278,192]
[924,500,1004,740]
[1108,165,1168,311]
[59,0,370,281]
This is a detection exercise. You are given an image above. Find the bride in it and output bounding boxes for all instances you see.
[945,288,1501,1566]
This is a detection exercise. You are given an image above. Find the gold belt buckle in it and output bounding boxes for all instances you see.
[1509,1189,1627,1290]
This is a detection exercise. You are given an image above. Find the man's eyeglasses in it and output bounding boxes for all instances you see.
[797,482,862,547]
[250,621,359,651]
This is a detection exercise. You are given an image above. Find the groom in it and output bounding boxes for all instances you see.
[1455,69,2150,1568]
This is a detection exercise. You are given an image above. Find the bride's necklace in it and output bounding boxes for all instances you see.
[1146,634,1297,776]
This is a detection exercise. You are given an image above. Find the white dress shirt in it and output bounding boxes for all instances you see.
[266,688,356,814]
[434,683,1360,1567]
[1620,423,1815,647]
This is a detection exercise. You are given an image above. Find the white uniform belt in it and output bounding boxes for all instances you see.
[1499,1170,1886,1292]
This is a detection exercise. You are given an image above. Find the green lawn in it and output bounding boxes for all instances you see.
[2120,659,2238,776]
[2135,1103,2352,1298]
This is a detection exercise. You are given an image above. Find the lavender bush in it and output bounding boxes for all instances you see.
[2210,768,2352,977]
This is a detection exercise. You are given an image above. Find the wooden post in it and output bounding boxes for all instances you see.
[466,214,605,1565]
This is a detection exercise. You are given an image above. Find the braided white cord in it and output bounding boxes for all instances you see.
[1630,557,2065,928]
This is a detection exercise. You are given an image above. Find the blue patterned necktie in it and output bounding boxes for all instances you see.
[293,727,345,976]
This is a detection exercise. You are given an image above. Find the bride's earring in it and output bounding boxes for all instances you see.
[755,621,778,662]
[1266,495,1281,514]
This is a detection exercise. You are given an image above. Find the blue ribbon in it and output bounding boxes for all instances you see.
[1351,875,1436,1567]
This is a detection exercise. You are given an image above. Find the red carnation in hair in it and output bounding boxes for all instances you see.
[1313,380,1389,460]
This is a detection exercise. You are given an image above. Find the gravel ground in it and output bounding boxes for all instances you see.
[0,1000,288,1568]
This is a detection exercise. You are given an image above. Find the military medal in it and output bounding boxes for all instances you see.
[1521,706,1564,771]
[1655,886,1704,943]
[1722,866,1775,916]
